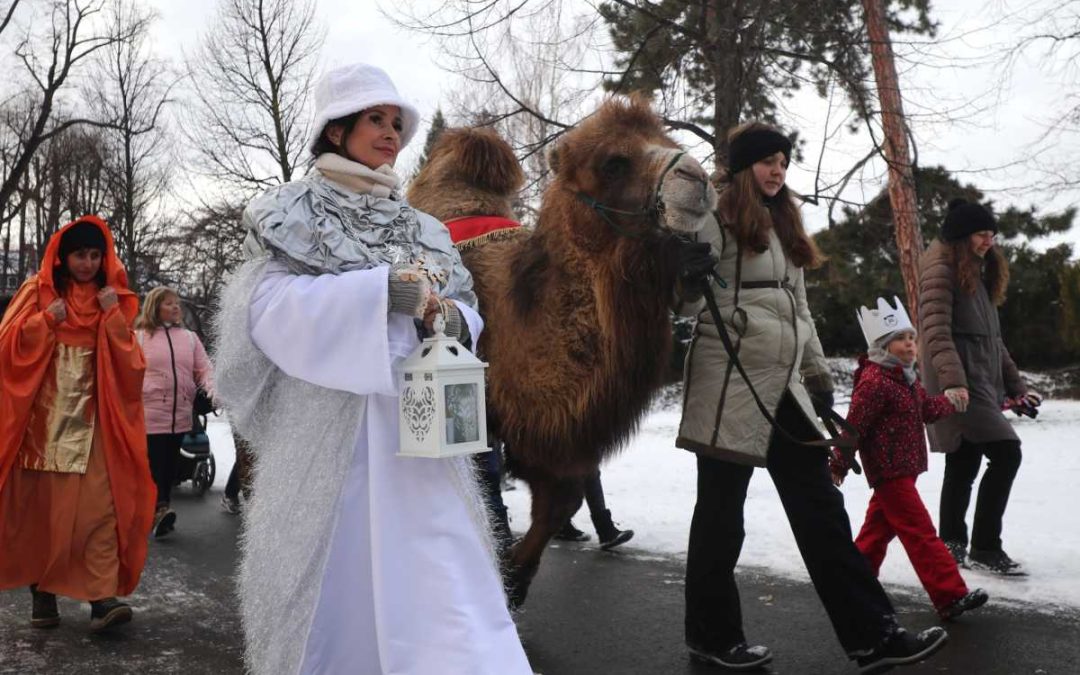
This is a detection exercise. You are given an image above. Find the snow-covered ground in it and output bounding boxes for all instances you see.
[204,399,1080,615]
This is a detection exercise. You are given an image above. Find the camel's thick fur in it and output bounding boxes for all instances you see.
[408,98,716,605]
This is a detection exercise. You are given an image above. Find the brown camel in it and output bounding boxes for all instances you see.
[408,97,717,606]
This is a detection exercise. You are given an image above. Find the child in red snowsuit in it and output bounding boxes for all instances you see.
[832,299,988,621]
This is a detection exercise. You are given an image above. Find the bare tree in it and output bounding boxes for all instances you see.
[183,0,324,194]
[0,0,144,220]
[84,0,174,285]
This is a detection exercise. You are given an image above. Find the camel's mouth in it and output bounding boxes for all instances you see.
[656,152,718,233]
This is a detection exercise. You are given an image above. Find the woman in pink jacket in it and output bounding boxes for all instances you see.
[135,287,213,537]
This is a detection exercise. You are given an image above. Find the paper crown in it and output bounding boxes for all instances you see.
[856,296,915,347]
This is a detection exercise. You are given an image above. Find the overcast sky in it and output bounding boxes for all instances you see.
[147,0,1078,246]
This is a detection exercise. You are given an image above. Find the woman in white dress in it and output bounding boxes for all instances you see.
[214,63,532,675]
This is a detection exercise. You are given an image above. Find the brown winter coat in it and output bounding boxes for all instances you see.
[917,239,1026,453]
[676,220,832,466]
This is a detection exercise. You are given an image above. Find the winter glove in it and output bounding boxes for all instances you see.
[675,238,717,291]
[944,387,969,413]
[388,265,432,318]
[810,389,835,418]
[1005,392,1042,419]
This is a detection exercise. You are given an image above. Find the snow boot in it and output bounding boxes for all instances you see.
[553,521,591,542]
[856,626,948,674]
[687,641,773,670]
[943,540,967,568]
[592,509,634,550]
[30,585,59,629]
[89,598,132,633]
[968,549,1027,577]
[939,588,989,620]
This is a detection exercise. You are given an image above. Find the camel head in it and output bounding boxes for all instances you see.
[545,96,717,241]
[407,127,524,222]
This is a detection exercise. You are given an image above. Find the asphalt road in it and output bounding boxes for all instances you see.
[2,485,1077,674]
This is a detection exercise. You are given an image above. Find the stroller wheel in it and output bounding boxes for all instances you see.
[207,454,216,488]
[193,461,212,496]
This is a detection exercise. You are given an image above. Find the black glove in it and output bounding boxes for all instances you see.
[676,239,717,289]
[810,390,835,418]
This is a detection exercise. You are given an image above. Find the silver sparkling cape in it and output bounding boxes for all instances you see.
[214,179,493,675]
[242,172,476,306]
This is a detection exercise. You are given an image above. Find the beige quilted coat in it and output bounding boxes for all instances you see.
[677,218,833,466]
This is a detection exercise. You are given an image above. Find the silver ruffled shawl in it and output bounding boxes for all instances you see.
[215,177,488,675]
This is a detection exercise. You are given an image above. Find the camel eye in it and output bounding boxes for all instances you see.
[600,155,631,180]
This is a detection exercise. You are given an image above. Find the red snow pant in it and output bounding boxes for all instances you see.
[855,476,968,611]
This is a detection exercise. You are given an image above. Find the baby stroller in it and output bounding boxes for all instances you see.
[175,411,216,496]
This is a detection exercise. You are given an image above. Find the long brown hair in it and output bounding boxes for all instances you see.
[135,286,180,331]
[716,122,824,269]
[947,239,1009,306]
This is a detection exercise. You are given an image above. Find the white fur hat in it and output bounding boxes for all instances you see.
[309,63,420,153]
[856,296,915,348]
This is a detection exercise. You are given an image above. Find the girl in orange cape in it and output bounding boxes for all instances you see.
[0,216,154,632]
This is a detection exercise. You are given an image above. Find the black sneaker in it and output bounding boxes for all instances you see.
[943,540,967,568]
[553,522,591,542]
[599,528,635,551]
[153,507,176,538]
[89,598,133,633]
[939,588,989,620]
[30,585,59,629]
[688,641,773,670]
[968,549,1027,577]
[857,626,948,674]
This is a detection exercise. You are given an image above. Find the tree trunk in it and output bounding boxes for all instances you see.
[862,0,923,318]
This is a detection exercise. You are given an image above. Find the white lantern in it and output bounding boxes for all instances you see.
[398,315,489,458]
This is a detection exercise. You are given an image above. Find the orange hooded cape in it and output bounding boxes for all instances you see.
[0,215,153,596]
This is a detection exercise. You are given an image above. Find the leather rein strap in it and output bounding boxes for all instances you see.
[574,151,685,238]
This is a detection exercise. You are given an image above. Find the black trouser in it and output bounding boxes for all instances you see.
[147,433,184,507]
[685,393,896,656]
[939,438,1022,552]
[224,463,241,502]
[583,470,607,515]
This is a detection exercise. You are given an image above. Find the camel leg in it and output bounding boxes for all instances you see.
[505,474,584,608]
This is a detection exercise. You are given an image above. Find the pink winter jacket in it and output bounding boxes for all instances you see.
[137,326,214,435]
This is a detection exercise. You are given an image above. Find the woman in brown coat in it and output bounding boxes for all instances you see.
[918,198,1036,576]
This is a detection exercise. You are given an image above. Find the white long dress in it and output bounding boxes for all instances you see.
[235,261,532,675]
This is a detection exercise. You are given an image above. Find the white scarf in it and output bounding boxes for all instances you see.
[314,153,401,198]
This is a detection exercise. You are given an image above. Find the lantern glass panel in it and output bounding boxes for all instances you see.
[444,382,481,444]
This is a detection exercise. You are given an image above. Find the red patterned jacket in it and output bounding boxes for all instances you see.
[837,355,956,488]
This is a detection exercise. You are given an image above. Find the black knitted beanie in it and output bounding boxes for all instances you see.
[942,198,996,242]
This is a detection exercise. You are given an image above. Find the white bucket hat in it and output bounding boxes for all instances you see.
[309,63,420,153]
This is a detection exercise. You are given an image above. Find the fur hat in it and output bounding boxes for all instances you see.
[942,198,997,242]
[308,63,420,153]
[856,296,915,349]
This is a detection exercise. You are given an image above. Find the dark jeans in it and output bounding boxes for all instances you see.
[939,438,1022,552]
[475,443,512,555]
[224,462,241,502]
[147,432,184,507]
[685,394,896,655]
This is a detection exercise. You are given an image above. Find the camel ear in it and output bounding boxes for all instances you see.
[547,141,562,175]
[452,128,525,195]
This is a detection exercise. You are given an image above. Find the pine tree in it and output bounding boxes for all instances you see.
[412,109,447,178]
[598,0,935,156]
[808,166,1078,367]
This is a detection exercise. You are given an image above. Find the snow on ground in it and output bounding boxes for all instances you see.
[503,399,1080,614]
[203,399,1080,614]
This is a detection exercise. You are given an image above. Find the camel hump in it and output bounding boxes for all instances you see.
[433,127,524,195]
